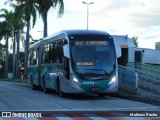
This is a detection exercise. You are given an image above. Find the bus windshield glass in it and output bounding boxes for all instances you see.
[70,36,116,80]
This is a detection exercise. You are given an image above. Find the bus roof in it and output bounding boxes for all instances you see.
[63,30,111,36]
[29,40,42,49]
[43,30,111,40]
[29,30,112,49]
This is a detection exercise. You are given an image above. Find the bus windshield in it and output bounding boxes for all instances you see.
[70,37,116,80]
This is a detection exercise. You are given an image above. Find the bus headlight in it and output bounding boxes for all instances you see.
[72,75,79,84]
[109,75,117,85]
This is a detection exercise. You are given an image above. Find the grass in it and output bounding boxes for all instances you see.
[118,88,138,95]
[0,78,28,84]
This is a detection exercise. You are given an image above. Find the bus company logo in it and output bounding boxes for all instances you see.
[1,112,42,117]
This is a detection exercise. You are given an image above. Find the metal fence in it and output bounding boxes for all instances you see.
[126,62,160,94]
[118,65,138,91]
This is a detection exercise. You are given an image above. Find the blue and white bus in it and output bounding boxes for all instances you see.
[28,30,118,97]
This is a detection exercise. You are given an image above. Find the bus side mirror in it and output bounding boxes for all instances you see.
[116,45,121,58]
[63,44,70,58]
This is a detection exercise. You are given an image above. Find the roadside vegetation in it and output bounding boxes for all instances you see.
[118,88,137,95]
[0,78,28,84]
[0,0,64,79]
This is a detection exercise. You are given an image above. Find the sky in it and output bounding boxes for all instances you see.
[1,0,160,49]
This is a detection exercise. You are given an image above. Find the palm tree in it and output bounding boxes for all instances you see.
[11,4,25,78]
[37,0,64,37]
[10,0,38,78]
[0,21,7,77]
[0,9,13,78]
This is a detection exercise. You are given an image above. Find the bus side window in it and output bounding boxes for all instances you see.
[63,57,70,80]
[32,49,37,65]
[28,50,34,66]
[28,51,32,66]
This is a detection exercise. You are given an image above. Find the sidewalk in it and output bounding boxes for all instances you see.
[136,88,160,105]
[115,87,160,106]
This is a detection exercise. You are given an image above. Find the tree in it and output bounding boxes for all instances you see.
[10,3,25,78]
[10,0,38,78]
[0,9,13,78]
[37,0,64,37]
[7,0,65,79]
[0,42,5,78]
[131,36,138,47]
[1,1,26,78]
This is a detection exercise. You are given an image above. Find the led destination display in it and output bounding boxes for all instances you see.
[75,41,108,46]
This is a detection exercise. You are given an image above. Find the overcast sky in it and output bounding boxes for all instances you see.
[1,0,160,49]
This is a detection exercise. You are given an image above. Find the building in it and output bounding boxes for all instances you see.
[113,35,160,66]
[112,35,135,66]
[155,42,160,50]
[128,47,160,65]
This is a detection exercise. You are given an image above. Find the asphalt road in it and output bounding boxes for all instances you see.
[0,80,159,112]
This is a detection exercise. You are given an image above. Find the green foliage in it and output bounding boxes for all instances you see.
[0,44,5,61]
[0,9,13,37]
[1,0,65,78]
[131,36,138,47]
[37,0,64,37]
[0,43,5,78]
[1,78,28,84]
[0,21,6,39]
[119,88,137,95]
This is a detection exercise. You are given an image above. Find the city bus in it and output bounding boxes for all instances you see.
[28,30,118,97]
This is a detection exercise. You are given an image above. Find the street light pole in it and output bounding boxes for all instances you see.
[82,1,94,30]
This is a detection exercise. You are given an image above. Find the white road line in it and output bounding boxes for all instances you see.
[83,114,108,120]
[53,114,73,120]
[24,117,39,120]
[122,117,146,120]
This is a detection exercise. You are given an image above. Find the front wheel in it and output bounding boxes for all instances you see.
[57,78,66,98]
[59,90,66,98]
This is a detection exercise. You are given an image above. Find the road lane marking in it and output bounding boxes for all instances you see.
[83,114,108,120]
[24,118,39,120]
[53,114,72,120]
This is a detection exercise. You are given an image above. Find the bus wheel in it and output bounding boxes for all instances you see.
[31,76,36,90]
[57,78,65,98]
[31,83,37,90]
[98,93,106,97]
[59,90,66,98]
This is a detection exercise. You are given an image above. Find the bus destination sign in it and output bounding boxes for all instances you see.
[75,41,108,46]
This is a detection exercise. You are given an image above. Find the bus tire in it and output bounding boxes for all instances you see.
[31,75,36,90]
[42,76,49,93]
[57,78,65,98]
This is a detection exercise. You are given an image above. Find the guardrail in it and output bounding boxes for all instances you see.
[118,65,138,91]
[126,62,160,94]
